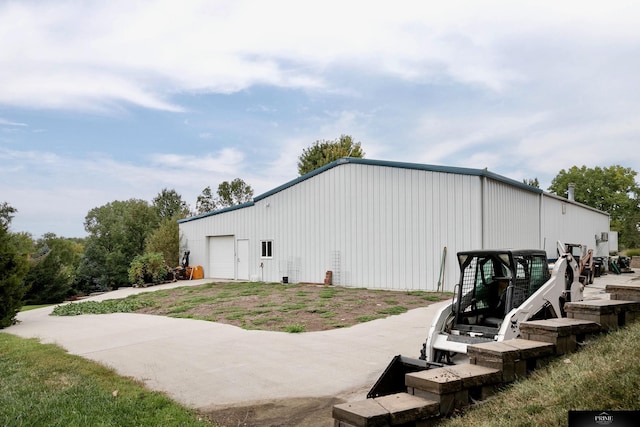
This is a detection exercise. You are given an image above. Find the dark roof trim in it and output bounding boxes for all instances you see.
[254,157,544,201]
[178,201,254,224]
[179,157,544,223]
[543,191,609,216]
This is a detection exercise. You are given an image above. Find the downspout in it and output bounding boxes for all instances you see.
[481,174,487,249]
[539,192,544,252]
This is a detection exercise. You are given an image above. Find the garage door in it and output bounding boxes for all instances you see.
[209,235,235,279]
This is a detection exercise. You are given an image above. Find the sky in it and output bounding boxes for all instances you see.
[1,0,639,238]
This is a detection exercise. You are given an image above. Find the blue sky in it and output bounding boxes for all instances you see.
[1,0,639,238]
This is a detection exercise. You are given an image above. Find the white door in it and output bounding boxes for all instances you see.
[209,236,235,279]
[236,239,249,280]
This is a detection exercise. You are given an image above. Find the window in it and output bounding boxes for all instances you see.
[261,240,273,258]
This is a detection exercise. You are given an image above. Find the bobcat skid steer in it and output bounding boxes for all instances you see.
[368,241,583,398]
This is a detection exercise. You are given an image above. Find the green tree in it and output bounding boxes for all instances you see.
[152,188,190,220]
[0,203,29,328]
[145,217,181,268]
[548,165,640,248]
[23,234,83,304]
[195,179,254,213]
[523,178,540,188]
[297,134,365,175]
[0,201,16,230]
[77,199,159,290]
[128,252,168,286]
[195,186,216,214]
[216,178,254,208]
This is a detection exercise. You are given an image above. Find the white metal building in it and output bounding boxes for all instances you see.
[178,158,610,292]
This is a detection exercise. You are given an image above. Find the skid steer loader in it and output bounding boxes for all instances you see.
[368,241,583,398]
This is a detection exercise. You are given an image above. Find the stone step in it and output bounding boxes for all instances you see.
[565,299,640,331]
[332,393,438,427]
[405,364,501,415]
[605,284,640,302]
[519,318,601,354]
[467,338,554,382]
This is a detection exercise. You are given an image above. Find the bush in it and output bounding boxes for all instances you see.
[624,248,640,257]
[127,252,169,286]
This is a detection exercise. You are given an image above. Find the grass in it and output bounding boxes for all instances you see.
[376,305,408,315]
[20,304,55,311]
[439,321,640,427]
[51,298,155,316]
[0,333,212,427]
[50,282,452,333]
[284,324,306,333]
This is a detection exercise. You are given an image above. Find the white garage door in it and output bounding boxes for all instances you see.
[209,235,235,279]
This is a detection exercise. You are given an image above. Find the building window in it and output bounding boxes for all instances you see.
[261,240,273,258]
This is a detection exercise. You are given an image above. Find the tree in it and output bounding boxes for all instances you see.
[297,134,365,175]
[145,217,181,268]
[523,178,540,188]
[128,252,169,286]
[23,234,83,304]
[216,178,254,208]
[195,179,254,213]
[0,201,17,230]
[77,199,159,290]
[152,188,190,220]
[0,203,29,328]
[548,165,640,248]
[195,186,216,214]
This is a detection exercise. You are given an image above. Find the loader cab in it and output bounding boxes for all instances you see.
[451,250,550,340]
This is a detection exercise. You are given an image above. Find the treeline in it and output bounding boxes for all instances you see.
[0,182,253,328]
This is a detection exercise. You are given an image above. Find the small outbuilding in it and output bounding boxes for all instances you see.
[178,158,610,292]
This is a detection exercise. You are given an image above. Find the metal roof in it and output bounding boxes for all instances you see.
[178,157,545,224]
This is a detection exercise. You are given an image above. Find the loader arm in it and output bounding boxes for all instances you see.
[497,245,583,341]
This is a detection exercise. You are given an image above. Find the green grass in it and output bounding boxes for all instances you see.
[0,333,212,427]
[439,321,640,427]
[283,324,306,333]
[355,314,383,323]
[20,304,55,311]
[376,305,408,315]
[51,298,155,316]
[49,282,451,332]
[318,288,337,299]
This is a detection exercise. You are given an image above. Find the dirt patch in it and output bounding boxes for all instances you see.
[134,282,450,332]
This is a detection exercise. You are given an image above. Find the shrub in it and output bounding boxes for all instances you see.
[284,324,306,333]
[127,252,168,286]
[625,248,640,257]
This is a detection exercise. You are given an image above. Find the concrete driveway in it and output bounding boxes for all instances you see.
[5,270,638,413]
[4,279,446,411]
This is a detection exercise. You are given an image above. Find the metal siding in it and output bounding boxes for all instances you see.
[179,162,609,293]
[541,195,610,257]
[483,179,540,250]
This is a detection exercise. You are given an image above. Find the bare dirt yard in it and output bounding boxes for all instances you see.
[133,281,451,333]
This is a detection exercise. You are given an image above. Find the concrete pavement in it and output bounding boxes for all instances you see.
[4,279,447,410]
[4,270,639,411]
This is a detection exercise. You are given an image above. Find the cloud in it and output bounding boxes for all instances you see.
[6,1,639,113]
[0,118,27,127]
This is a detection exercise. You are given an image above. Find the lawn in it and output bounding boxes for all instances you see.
[52,281,452,332]
[0,333,213,427]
